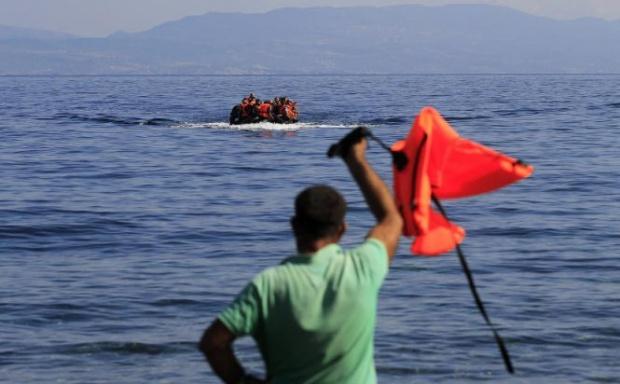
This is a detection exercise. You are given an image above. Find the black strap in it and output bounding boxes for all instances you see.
[432,195,515,374]
[327,127,409,170]
[365,131,408,170]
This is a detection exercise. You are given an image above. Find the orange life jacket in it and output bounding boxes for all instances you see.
[258,103,272,120]
[281,102,298,120]
[288,104,298,120]
[239,102,250,118]
[391,107,534,256]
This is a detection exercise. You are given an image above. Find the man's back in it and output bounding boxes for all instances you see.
[200,130,402,384]
[219,239,388,384]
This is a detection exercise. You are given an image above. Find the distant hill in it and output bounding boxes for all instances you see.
[1,4,620,75]
[0,25,75,40]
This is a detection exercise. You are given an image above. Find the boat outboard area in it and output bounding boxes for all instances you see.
[230,93,298,125]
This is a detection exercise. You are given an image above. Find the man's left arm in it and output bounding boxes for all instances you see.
[199,319,265,384]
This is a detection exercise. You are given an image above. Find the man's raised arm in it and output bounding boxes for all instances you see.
[341,136,403,261]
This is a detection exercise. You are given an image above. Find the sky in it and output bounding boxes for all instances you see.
[1,0,619,37]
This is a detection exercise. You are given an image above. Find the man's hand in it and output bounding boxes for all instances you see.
[327,126,369,160]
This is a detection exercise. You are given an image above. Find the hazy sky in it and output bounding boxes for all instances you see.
[2,0,619,37]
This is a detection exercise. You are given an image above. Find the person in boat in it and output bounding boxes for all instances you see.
[250,95,259,106]
[266,97,281,123]
[274,96,297,123]
[238,97,250,119]
[242,94,262,122]
[283,98,298,122]
[199,134,402,383]
[271,97,291,123]
[257,100,275,122]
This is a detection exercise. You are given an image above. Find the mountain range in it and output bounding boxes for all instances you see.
[1,4,619,75]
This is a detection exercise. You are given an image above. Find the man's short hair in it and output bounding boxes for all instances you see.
[294,185,346,239]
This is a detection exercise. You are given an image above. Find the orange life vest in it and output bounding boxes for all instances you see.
[239,102,250,118]
[282,104,297,121]
[258,103,272,120]
[391,107,534,256]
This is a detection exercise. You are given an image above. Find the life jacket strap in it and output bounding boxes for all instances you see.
[432,194,515,374]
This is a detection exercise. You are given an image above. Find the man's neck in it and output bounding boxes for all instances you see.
[296,238,338,254]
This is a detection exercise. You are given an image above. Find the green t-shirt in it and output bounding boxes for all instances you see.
[219,238,388,384]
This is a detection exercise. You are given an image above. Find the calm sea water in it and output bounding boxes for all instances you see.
[1,75,619,383]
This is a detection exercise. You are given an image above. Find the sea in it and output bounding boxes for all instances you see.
[0,74,619,383]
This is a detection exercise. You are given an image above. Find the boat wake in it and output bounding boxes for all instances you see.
[46,111,367,132]
[173,121,365,131]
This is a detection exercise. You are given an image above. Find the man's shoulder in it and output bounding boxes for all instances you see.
[347,238,388,257]
[250,258,297,290]
[344,238,389,286]
[255,239,387,279]
[252,264,281,285]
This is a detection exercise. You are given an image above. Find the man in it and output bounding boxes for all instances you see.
[199,130,403,383]
[257,100,275,122]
